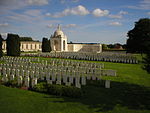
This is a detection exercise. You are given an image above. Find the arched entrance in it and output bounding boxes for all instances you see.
[63,40,65,51]
[54,40,59,51]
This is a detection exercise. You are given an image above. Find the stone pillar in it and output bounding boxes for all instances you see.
[31,78,37,88]
[2,74,8,82]
[17,76,23,86]
[81,76,86,85]
[105,80,110,88]
[25,76,30,87]
[75,76,81,88]
[10,74,15,81]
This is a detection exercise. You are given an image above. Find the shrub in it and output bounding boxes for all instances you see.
[33,82,47,93]
[47,84,63,96]
[3,80,18,88]
[62,86,82,98]
[33,82,83,98]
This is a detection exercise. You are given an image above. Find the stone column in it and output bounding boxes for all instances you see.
[105,80,110,88]
[31,78,37,88]
[25,76,30,87]
[17,76,23,86]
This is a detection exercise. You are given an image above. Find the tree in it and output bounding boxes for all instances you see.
[42,38,51,52]
[143,53,150,74]
[142,42,150,73]
[19,37,33,41]
[102,44,108,50]
[6,34,20,56]
[127,18,150,53]
[0,34,3,57]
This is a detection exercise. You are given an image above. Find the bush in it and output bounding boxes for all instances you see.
[3,80,18,88]
[62,86,82,98]
[33,82,83,98]
[33,82,47,93]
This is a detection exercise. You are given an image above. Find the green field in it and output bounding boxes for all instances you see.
[0,56,150,113]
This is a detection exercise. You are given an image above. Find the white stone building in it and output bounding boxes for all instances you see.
[2,25,102,53]
[2,41,42,52]
[50,25,102,53]
[50,25,68,52]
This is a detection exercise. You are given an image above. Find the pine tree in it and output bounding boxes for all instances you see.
[6,34,20,56]
[0,34,3,57]
[42,38,51,52]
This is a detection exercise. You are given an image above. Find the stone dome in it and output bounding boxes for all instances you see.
[54,29,64,37]
[54,25,64,37]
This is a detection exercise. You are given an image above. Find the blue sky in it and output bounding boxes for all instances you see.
[0,0,150,44]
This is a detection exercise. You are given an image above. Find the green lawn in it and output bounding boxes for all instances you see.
[0,57,150,113]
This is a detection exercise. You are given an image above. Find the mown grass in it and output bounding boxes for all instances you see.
[0,55,150,113]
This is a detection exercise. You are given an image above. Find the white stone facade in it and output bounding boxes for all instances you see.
[50,25,68,52]
[67,43,102,53]
[50,25,102,53]
[2,41,42,52]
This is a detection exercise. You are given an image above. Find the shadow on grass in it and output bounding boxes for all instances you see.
[44,80,150,112]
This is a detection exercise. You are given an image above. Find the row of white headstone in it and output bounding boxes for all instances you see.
[1,56,104,68]
[0,56,112,88]
[1,56,116,76]
[21,52,138,64]
[0,70,111,89]
[1,63,116,77]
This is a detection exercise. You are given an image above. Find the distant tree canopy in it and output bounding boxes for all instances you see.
[6,34,20,56]
[107,43,125,50]
[127,18,150,53]
[42,38,51,52]
[102,44,108,50]
[19,37,33,41]
[0,34,3,57]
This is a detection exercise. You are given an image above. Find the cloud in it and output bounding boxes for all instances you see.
[7,9,60,27]
[46,5,89,18]
[60,0,79,3]
[24,9,42,17]
[109,22,122,26]
[47,24,77,28]
[0,0,48,13]
[127,0,150,10]
[47,24,55,28]
[108,15,122,19]
[147,12,150,15]
[119,11,128,15]
[0,33,7,39]
[64,24,77,28]
[108,11,128,19]
[0,23,9,27]
[26,0,49,6]
[92,8,109,17]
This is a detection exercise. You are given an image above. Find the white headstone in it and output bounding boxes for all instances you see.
[105,80,110,88]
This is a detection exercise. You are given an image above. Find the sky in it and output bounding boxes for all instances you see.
[0,0,150,44]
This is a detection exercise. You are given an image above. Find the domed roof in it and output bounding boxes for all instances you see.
[54,25,64,37]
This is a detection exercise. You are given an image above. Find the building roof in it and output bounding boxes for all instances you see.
[53,25,65,38]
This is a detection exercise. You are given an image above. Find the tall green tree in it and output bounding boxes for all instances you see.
[42,38,51,52]
[0,34,3,57]
[6,34,20,56]
[143,53,150,74]
[127,18,150,53]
